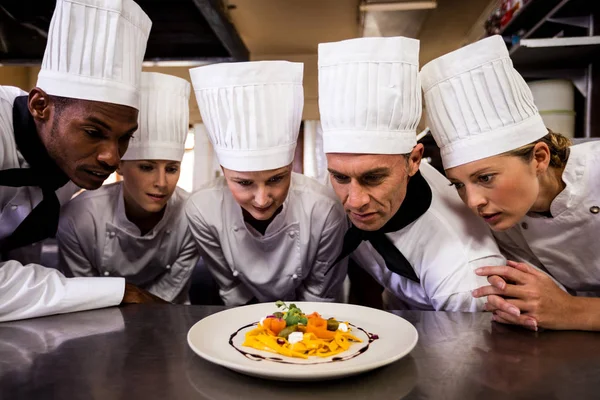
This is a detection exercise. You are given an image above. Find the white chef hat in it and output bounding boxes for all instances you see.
[36,0,152,109]
[190,61,304,172]
[319,37,421,154]
[121,72,191,162]
[421,35,548,169]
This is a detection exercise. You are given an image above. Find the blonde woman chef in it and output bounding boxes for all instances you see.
[421,35,600,331]
[186,61,348,306]
[57,72,199,303]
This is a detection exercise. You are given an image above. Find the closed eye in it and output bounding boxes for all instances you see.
[138,164,154,172]
[361,174,385,186]
[268,175,284,184]
[84,129,104,139]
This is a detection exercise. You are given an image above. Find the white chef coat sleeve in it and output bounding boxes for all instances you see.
[145,226,200,303]
[0,260,125,322]
[56,210,97,277]
[426,253,505,312]
[185,200,254,306]
[297,204,348,302]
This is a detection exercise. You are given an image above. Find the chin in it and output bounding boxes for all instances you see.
[350,218,382,232]
[252,212,275,221]
[245,207,276,221]
[486,216,519,232]
[73,177,104,190]
[143,203,167,213]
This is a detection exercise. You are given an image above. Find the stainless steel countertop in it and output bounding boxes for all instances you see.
[1,305,599,399]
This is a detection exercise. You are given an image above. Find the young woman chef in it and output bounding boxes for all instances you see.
[56,72,199,303]
[421,35,600,331]
[186,61,348,306]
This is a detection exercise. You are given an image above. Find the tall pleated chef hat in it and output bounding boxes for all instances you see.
[189,61,304,172]
[420,35,548,169]
[319,37,421,154]
[121,72,191,162]
[36,0,152,109]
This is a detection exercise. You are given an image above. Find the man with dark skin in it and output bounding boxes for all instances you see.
[0,0,163,322]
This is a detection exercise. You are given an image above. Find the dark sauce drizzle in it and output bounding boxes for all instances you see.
[229,322,379,365]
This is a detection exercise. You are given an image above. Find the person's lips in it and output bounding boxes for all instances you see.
[147,193,167,202]
[253,204,273,212]
[480,212,501,224]
[83,169,112,180]
[350,211,377,223]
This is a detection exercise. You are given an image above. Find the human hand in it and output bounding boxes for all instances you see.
[121,283,170,304]
[472,260,574,331]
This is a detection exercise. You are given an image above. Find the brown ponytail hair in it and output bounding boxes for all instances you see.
[505,129,571,168]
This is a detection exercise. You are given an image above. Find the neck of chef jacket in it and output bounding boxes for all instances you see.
[0,0,151,254]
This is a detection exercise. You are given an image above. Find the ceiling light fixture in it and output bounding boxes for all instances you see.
[359,1,438,12]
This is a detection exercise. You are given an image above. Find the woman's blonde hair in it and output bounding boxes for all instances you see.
[505,130,571,168]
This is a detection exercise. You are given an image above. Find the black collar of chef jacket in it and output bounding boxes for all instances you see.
[329,170,433,283]
[10,96,70,189]
[0,96,70,254]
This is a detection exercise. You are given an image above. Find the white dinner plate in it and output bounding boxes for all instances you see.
[187,302,418,381]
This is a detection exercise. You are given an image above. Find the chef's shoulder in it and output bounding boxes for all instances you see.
[185,176,227,216]
[289,172,344,216]
[60,182,120,223]
[0,86,27,167]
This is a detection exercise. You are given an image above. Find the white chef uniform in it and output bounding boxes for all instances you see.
[319,37,506,311]
[56,72,198,303]
[0,0,151,322]
[187,61,348,306]
[422,35,600,294]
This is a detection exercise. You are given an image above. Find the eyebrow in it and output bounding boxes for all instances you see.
[469,167,494,179]
[85,116,112,131]
[85,117,138,135]
[327,167,389,176]
[267,171,287,179]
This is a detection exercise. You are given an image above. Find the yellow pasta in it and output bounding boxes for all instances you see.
[242,304,363,360]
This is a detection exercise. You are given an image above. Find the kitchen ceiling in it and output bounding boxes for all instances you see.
[0,0,248,64]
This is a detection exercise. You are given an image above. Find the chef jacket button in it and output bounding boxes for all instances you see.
[521,222,528,230]
[289,232,295,238]
[233,226,239,232]
[10,205,18,211]
[292,273,298,280]
[109,231,116,238]
[165,264,171,270]
[590,206,600,214]
[232,270,239,277]
[166,230,172,235]
[103,271,110,276]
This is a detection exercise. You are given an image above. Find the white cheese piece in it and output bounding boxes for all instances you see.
[338,322,348,332]
[288,331,304,344]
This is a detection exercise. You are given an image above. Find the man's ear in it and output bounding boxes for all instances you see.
[407,143,424,177]
[27,88,52,122]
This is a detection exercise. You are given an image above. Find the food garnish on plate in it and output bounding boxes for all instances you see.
[242,301,362,359]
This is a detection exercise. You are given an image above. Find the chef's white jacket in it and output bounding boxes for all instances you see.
[352,162,506,312]
[185,173,348,306]
[0,85,124,322]
[57,183,199,303]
